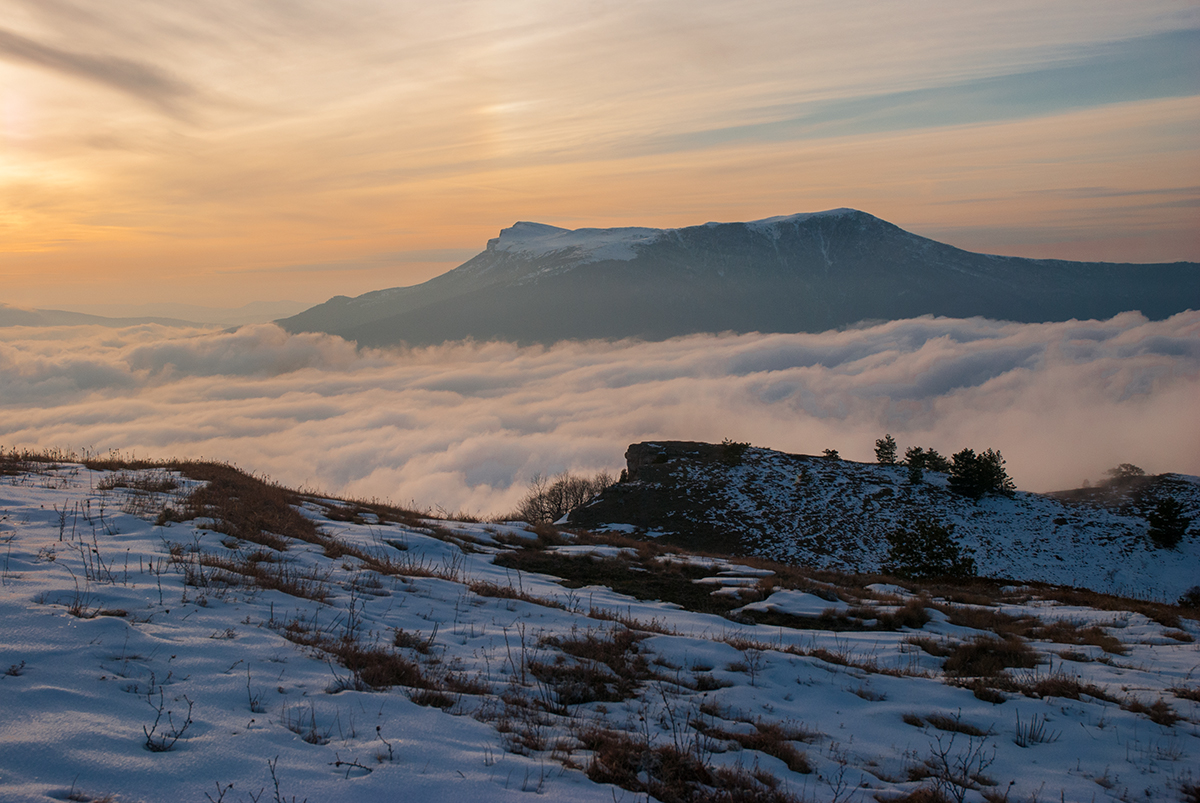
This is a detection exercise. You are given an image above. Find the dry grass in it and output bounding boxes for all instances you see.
[468,580,566,609]
[1121,697,1181,726]
[905,635,957,658]
[96,469,179,494]
[1010,668,1117,703]
[883,789,952,803]
[193,552,333,602]
[935,604,1040,638]
[1170,685,1200,703]
[1031,620,1129,655]
[922,712,991,737]
[577,726,804,803]
[0,446,78,475]
[942,636,1039,678]
[532,627,653,707]
[703,720,814,774]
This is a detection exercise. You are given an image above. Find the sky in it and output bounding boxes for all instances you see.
[2,0,1198,310]
[3,312,1197,514]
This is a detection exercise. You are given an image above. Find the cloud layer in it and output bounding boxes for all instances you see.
[2,315,1197,514]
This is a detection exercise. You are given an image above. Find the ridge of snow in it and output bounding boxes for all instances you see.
[485,209,870,263]
[488,221,665,263]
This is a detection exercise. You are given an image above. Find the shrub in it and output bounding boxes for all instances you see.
[885,519,976,580]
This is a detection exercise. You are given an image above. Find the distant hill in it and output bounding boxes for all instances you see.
[279,209,1200,346]
[0,304,206,328]
[567,441,1200,599]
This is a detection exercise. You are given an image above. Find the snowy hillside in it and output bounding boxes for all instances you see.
[2,453,1199,803]
[569,442,1200,601]
[278,209,1200,347]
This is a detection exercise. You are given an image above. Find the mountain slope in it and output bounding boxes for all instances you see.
[567,441,1200,599]
[279,209,1200,346]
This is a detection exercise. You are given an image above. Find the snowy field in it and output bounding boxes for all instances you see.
[1,459,1199,803]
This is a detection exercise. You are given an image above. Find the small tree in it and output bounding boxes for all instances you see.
[1147,498,1190,549]
[905,446,951,474]
[822,448,840,460]
[948,448,1014,501]
[720,438,750,466]
[515,470,614,523]
[924,449,952,473]
[885,519,976,579]
[1106,463,1146,482]
[874,434,898,465]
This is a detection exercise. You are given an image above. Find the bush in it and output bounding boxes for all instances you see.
[885,519,976,580]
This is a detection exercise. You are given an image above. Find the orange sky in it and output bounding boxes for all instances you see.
[2,0,1198,310]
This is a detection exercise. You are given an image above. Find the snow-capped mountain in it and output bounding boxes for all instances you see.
[279,209,1200,346]
[567,441,1200,600]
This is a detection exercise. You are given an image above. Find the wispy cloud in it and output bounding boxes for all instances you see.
[0,26,195,116]
[2,314,1196,513]
[657,29,1200,151]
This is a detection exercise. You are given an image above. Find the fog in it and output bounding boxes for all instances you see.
[2,312,1197,515]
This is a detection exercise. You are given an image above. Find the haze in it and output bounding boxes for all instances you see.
[2,1,1198,311]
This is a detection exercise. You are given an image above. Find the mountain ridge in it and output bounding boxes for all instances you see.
[279,209,1200,347]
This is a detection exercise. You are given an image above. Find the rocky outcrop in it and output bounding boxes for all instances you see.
[567,441,1200,598]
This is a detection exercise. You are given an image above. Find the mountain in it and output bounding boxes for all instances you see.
[279,209,1200,346]
[567,441,1200,599]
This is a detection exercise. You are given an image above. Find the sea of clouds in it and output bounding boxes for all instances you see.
[2,312,1197,515]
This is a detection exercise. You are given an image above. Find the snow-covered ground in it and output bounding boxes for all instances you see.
[1,461,1198,803]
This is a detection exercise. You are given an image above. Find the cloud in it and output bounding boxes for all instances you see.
[2,314,1198,514]
[0,26,195,116]
[658,28,1200,151]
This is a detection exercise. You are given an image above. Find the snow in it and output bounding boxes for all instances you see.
[1,462,1199,803]
[738,590,852,618]
[486,209,864,264]
[488,221,664,262]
